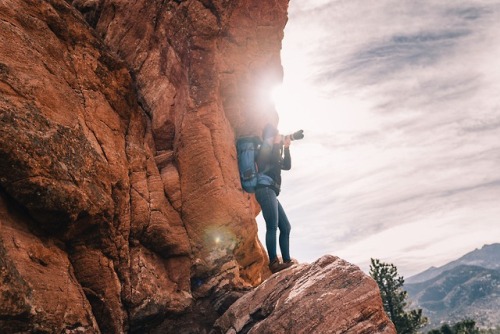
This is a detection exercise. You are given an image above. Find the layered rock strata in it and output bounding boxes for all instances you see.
[212,256,396,334]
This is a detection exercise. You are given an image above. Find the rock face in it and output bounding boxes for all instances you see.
[0,0,394,333]
[0,195,100,333]
[212,256,396,334]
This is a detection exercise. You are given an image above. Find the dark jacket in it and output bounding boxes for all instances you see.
[256,142,291,195]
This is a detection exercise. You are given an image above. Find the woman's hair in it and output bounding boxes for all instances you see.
[262,123,278,140]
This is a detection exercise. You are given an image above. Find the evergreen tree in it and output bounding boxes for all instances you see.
[428,319,480,334]
[370,258,428,334]
[479,327,500,334]
[453,319,480,334]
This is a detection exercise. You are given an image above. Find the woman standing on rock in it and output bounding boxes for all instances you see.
[255,124,302,273]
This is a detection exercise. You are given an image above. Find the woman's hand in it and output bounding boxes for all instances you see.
[273,134,291,147]
[283,136,291,148]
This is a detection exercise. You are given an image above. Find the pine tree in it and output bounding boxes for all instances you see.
[428,319,480,334]
[370,258,427,334]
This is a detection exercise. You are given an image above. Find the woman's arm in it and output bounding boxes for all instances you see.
[282,147,291,170]
[281,138,291,170]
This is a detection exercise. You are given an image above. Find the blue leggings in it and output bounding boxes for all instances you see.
[255,187,291,262]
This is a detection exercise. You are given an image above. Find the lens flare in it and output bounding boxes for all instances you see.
[203,226,237,251]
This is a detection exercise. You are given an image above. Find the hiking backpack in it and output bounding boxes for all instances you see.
[236,136,273,193]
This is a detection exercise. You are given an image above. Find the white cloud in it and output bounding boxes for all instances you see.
[259,0,500,277]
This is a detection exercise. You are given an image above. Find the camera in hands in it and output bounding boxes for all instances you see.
[283,129,304,141]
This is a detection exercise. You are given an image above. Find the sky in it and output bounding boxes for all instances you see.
[257,0,500,278]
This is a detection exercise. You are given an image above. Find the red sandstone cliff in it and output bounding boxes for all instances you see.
[0,1,395,333]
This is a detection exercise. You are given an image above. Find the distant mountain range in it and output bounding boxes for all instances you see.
[407,243,500,284]
[405,243,500,329]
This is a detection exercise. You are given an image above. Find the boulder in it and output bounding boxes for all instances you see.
[212,256,396,334]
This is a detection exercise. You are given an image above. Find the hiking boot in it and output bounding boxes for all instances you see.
[269,258,282,273]
[278,260,294,271]
[269,258,296,273]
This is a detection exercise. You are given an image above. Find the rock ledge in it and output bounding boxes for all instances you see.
[212,255,396,334]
